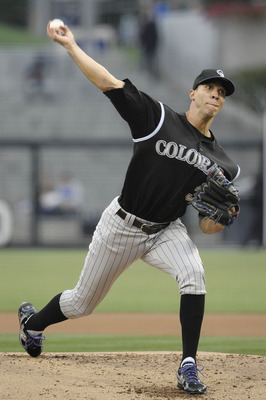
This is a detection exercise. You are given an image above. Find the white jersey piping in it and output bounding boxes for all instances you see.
[234,165,241,180]
[132,101,165,143]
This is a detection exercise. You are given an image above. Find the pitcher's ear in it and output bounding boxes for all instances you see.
[189,89,196,101]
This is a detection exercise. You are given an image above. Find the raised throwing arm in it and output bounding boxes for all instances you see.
[47,22,124,92]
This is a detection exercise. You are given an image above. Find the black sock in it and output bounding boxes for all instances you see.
[179,294,205,362]
[25,293,67,331]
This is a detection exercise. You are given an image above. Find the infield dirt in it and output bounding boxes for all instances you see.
[1,313,266,399]
[1,312,266,335]
[1,351,266,400]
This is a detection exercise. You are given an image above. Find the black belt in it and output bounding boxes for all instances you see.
[116,208,170,235]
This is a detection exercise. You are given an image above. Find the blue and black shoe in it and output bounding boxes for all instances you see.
[177,358,207,395]
[18,302,45,357]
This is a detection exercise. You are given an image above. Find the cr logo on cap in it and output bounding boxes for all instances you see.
[216,69,225,77]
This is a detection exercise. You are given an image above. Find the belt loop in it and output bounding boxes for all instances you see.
[124,212,135,227]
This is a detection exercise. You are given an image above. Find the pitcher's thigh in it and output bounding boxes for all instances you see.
[60,235,130,317]
[60,213,148,318]
[143,221,206,295]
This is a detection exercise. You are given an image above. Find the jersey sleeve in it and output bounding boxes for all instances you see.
[104,79,162,140]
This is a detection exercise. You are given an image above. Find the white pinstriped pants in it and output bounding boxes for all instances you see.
[60,197,206,319]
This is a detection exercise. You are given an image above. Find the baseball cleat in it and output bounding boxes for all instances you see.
[177,360,207,395]
[18,302,45,357]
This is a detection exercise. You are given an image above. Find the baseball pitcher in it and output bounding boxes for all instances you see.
[18,22,240,395]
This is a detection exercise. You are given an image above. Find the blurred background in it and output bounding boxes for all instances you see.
[0,0,265,248]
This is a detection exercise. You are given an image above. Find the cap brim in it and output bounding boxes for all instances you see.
[195,76,235,96]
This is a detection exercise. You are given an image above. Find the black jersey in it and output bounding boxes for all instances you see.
[105,79,240,223]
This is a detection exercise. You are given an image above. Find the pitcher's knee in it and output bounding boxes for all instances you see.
[178,269,206,295]
[59,289,94,319]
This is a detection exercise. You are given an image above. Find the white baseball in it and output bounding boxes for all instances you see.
[50,19,65,29]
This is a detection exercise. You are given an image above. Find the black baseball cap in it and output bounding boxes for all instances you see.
[193,69,235,96]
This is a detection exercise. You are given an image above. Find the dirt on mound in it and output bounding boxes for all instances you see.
[1,351,265,400]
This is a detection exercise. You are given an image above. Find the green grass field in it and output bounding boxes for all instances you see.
[1,248,265,313]
[0,24,47,45]
[0,248,265,355]
[1,334,265,356]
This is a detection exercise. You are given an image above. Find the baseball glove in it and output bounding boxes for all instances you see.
[190,167,240,226]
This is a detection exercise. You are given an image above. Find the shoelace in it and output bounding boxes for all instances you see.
[180,363,206,383]
[25,332,46,347]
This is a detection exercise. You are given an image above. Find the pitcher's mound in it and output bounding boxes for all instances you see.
[1,351,265,399]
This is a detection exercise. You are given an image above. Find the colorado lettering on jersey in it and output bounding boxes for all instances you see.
[155,140,218,175]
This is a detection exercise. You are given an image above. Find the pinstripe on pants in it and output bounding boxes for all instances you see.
[60,197,206,319]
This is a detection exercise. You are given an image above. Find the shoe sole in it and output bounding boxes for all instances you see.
[177,382,206,395]
[18,302,42,357]
[18,302,35,318]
